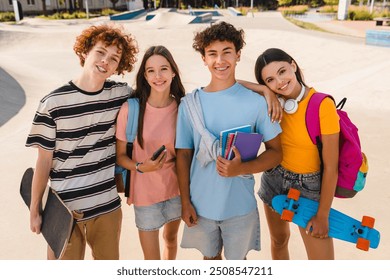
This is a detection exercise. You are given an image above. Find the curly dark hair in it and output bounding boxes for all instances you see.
[193,21,245,56]
[73,24,138,75]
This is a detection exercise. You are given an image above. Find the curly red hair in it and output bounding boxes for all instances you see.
[73,24,138,75]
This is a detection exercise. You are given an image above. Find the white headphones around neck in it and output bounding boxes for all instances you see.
[278,84,306,114]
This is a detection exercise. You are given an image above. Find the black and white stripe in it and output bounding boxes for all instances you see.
[26,80,131,221]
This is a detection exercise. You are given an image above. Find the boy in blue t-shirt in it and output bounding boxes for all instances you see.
[175,22,283,260]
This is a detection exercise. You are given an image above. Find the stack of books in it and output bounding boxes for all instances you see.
[219,125,263,162]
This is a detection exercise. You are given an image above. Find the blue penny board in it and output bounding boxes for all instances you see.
[272,194,380,249]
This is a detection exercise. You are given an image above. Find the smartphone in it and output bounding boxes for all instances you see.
[151,145,166,161]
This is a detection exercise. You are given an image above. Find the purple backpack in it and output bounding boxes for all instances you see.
[306,93,368,198]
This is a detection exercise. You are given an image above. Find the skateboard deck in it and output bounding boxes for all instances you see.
[20,167,74,259]
[272,189,380,251]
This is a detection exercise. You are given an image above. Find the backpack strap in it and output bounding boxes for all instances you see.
[117,97,139,198]
[305,92,334,145]
[125,98,139,142]
[305,92,335,177]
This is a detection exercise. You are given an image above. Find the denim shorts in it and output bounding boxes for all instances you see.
[134,196,181,231]
[180,209,260,260]
[258,165,321,209]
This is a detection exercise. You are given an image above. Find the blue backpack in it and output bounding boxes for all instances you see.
[115,98,139,197]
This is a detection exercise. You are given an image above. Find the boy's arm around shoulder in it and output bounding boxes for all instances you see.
[237,79,283,123]
[30,147,53,234]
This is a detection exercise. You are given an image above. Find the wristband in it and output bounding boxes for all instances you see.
[135,162,144,173]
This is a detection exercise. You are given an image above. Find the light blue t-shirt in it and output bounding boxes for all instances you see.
[176,83,281,220]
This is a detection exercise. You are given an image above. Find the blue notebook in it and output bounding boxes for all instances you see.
[227,132,263,162]
[219,125,251,158]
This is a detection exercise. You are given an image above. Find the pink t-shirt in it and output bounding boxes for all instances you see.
[116,100,180,206]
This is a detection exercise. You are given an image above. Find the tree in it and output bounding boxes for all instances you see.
[69,0,83,10]
[77,0,83,10]
[110,0,120,9]
[41,0,47,16]
[67,0,74,12]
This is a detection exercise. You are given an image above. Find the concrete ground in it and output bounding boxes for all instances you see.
[0,10,389,261]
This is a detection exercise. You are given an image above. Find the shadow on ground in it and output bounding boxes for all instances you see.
[0,67,25,127]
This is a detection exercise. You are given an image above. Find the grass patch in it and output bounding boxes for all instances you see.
[101,9,120,16]
[238,7,259,16]
[38,11,88,20]
[285,16,328,32]
[278,5,309,16]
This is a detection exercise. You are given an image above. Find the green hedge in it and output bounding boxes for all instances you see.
[348,8,373,20]
[0,12,15,22]
[39,11,88,20]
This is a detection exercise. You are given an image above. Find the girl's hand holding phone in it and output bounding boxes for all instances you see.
[136,145,167,173]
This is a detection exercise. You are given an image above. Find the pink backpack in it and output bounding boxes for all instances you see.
[306,93,368,198]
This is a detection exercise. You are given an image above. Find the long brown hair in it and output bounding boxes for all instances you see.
[133,45,185,148]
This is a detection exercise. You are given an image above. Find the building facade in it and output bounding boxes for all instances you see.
[0,0,144,14]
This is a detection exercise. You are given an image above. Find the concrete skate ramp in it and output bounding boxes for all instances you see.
[0,67,25,127]
[146,12,196,27]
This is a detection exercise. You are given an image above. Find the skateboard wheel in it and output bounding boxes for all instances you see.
[356,237,370,251]
[287,188,300,201]
[281,209,294,222]
[361,216,375,228]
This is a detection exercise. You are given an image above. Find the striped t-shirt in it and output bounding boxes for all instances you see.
[26,80,131,221]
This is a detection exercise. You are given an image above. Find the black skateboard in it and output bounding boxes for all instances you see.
[20,167,74,259]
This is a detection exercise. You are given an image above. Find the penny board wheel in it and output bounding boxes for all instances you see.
[356,237,370,251]
[281,209,294,222]
[287,188,300,200]
[361,216,375,228]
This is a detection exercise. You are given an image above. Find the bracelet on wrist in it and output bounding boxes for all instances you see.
[135,162,144,173]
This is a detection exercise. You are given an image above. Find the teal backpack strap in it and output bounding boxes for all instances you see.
[123,98,139,197]
[126,98,139,142]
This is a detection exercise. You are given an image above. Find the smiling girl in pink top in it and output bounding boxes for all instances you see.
[116,46,185,259]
